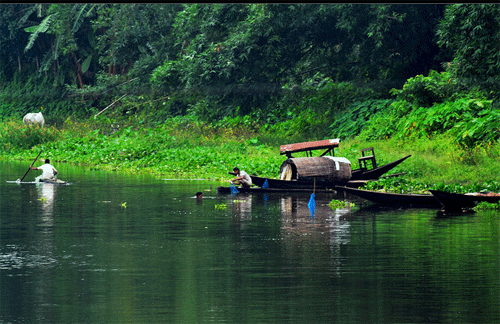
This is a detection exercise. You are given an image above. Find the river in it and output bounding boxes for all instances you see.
[0,160,498,323]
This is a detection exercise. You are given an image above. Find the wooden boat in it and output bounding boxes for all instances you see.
[228,139,410,191]
[350,155,411,180]
[250,176,367,190]
[280,139,410,180]
[337,186,441,207]
[216,186,336,194]
[39,178,67,185]
[429,190,500,210]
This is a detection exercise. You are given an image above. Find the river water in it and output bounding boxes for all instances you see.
[0,161,498,323]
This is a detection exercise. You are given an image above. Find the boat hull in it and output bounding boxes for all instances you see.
[351,155,411,180]
[39,178,67,185]
[216,186,336,194]
[251,175,347,190]
[429,190,500,210]
[338,186,441,207]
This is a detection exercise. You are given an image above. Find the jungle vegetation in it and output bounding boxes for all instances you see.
[1,4,499,190]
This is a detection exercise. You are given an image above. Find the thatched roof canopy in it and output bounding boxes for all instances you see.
[280,156,351,182]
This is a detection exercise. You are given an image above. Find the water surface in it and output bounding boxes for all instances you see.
[1,161,498,323]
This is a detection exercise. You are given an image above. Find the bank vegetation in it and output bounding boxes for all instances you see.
[1,4,499,192]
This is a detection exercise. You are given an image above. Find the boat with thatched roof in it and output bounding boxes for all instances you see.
[219,138,410,192]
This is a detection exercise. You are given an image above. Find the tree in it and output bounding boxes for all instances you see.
[437,4,500,95]
[151,4,447,118]
[22,4,97,88]
[0,4,44,80]
[92,4,182,93]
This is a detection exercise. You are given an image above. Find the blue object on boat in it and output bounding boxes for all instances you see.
[308,193,316,217]
[262,179,269,188]
[230,183,240,194]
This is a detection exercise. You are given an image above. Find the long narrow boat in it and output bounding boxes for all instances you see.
[39,178,67,185]
[280,139,410,180]
[350,155,411,180]
[249,175,367,190]
[216,186,336,194]
[227,139,410,191]
[337,186,441,207]
[429,190,500,210]
[7,178,67,185]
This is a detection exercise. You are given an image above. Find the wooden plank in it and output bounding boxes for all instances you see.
[280,138,340,155]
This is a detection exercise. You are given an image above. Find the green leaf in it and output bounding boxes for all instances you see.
[24,14,54,52]
[81,55,92,74]
[24,26,39,33]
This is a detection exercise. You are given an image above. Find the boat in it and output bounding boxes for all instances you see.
[39,178,67,185]
[337,186,441,207]
[279,139,411,181]
[429,190,500,210]
[228,139,411,191]
[216,186,336,194]
[7,178,67,185]
[249,176,367,190]
[350,154,411,180]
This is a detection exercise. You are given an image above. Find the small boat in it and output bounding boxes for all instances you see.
[216,186,336,194]
[230,139,411,191]
[337,186,441,207]
[350,155,411,180]
[250,176,367,190]
[279,139,411,182]
[39,178,67,185]
[429,190,500,210]
[251,175,340,190]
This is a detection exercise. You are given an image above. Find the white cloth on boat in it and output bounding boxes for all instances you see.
[280,163,293,180]
[323,156,351,171]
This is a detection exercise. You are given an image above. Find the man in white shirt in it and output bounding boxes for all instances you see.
[30,159,58,180]
[230,167,252,188]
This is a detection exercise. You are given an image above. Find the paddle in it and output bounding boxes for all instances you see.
[19,149,43,182]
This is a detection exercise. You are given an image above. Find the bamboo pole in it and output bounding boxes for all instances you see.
[94,94,128,119]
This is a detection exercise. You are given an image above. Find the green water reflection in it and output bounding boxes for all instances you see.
[0,161,498,323]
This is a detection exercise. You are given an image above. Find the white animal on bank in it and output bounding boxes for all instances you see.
[23,112,45,127]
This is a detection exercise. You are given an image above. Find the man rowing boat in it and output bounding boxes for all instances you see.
[30,159,58,181]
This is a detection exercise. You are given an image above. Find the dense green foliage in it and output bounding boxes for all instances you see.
[1,4,447,121]
[437,4,500,95]
[1,4,499,193]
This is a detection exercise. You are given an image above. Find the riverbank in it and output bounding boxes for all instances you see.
[1,117,499,192]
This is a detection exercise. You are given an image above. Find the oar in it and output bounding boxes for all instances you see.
[19,149,43,182]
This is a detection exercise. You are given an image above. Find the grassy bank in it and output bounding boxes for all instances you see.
[1,116,499,192]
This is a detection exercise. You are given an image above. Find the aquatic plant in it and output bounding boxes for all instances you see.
[215,203,227,210]
[474,201,500,211]
[328,199,355,209]
[0,115,499,193]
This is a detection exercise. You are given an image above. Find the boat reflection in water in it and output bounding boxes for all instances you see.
[279,195,351,240]
[279,194,352,277]
[35,182,57,221]
[228,193,254,227]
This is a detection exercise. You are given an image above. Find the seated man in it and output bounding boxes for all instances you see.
[30,158,58,181]
[230,167,252,188]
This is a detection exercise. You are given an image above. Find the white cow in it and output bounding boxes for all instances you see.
[23,112,45,127]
